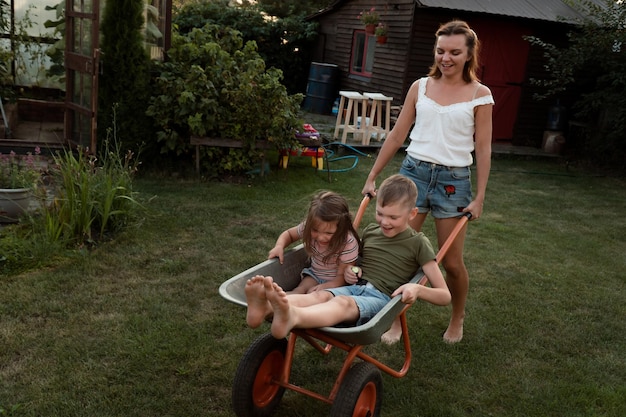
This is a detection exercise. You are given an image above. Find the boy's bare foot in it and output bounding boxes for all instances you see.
[443,318,464,344]
[245,275,272,328]
[266,279,296,339]
[381,317,402,345]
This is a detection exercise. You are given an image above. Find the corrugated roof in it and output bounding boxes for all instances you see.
[415,0,606,23]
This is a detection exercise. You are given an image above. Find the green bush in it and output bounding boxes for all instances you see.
[147,25,303,177]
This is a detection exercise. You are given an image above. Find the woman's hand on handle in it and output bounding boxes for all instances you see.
[362,178,377,198]
[463,199,483,221]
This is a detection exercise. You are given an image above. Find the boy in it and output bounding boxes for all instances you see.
[245,174,451,339]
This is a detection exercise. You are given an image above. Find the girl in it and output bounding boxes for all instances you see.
[268,191,360,294]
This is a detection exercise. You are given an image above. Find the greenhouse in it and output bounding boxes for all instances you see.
[0,0,171,149]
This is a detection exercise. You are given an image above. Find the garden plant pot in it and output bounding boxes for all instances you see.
[365,24,376,34]
[0,188,33,223]
[376,35,388,44]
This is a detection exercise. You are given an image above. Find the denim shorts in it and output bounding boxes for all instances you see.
[326,282,391,326]
[399,155,472,219]
[301,267,325,284]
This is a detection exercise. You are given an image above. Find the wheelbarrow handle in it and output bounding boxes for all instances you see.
[435,212,472,263]
[352,193,372,229]
[416,212,471,286]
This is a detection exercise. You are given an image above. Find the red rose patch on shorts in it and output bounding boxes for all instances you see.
[444,184,456,197]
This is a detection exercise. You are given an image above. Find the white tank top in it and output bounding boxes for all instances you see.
[406,77,494,167]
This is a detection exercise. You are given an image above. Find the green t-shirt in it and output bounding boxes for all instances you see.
[359,223,436,296]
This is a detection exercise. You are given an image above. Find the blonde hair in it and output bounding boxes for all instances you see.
[428,20,481,83]
[377,174,417,211]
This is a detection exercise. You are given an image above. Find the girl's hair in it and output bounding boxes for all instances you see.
[377,174,417,210]
[302,191,360,264]
[428,20,481,83]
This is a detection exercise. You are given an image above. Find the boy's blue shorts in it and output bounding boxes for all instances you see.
[326,282,391,326]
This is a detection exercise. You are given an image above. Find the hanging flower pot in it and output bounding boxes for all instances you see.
[375,23,388,44]
[0,187,33,223]
[358,7,379,34]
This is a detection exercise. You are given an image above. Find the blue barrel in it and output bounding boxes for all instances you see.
[303,63,339,115]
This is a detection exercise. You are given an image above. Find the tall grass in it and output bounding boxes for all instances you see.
[0,136,144,275]
[45,140,142,245]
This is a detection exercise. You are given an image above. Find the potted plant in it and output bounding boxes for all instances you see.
[375,23,388,44]
[358,8,379,34]
[0,147,43,222]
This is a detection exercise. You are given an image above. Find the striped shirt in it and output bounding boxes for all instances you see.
[297,222,359,282]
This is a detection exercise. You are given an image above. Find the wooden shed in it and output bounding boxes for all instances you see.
[308,0,596,147]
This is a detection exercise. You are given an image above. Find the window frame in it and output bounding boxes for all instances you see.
[349,29,376,77]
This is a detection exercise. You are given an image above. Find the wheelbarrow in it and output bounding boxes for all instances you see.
[219,195,471,416]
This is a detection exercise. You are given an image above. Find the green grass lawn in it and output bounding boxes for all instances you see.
[1,150,625,416]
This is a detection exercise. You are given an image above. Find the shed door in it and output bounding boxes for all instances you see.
[65,0,100,151]
[471,19,530,141]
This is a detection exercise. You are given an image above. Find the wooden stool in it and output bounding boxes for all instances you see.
[363,93,393,145]
[333,91,367,144]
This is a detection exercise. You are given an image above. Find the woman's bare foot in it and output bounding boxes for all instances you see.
[266,280,297,339]
[245,275,272,328]
[443,318,464,344]
[381,317,402,345]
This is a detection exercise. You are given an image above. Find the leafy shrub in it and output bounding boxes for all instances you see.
[147,25,303,177]
[525,0,626,166]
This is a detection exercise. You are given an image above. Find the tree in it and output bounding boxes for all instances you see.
[174,0,319,94]
[255,0,335,18]
[525,0,626,166]
[99,0,153,152]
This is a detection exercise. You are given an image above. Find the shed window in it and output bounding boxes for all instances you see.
[350,31,376,77]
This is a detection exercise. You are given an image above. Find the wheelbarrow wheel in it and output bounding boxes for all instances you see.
[329,362,383,417]
[232,333,287,417]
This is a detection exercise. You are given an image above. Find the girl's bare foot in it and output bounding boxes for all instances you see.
[381,317,402,345]
[266,280,297,339]
[245,275,272,328]
[443,318,464,344]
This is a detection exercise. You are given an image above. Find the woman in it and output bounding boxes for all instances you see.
[362,20,494,344]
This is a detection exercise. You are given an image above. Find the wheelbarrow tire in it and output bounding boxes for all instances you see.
[329,361,383,417]
[232,333,287,417]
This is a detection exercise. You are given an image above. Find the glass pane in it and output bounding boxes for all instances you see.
[145,0,165,60]
[74,0,93,14]
[14,0,57,37]
[14,43,63,89]
[72,111,92,149]
[351,34,366,73]
[81,75,92,108]
[72,72,81,103]
[365,37,376,73]
[73,19,93,54]
[82,19,93,53]
[72,72,93,108]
